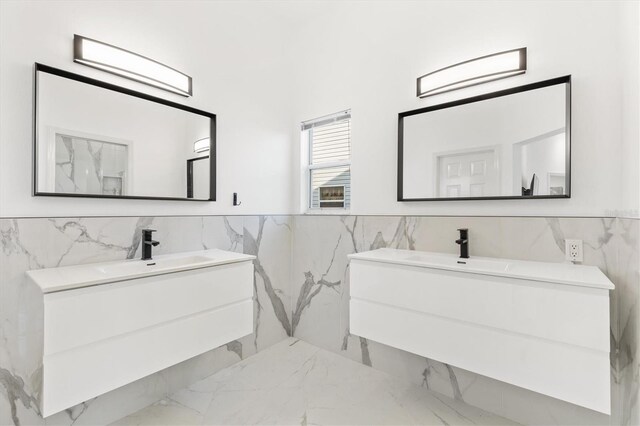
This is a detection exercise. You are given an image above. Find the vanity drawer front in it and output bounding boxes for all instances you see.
[42,298,253,417]
[350,298,610,414]
[350,260,609,352]
[44,261,254,355]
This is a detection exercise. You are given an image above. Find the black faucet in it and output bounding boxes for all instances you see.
[455,228,469,259]
[141,229,160,261]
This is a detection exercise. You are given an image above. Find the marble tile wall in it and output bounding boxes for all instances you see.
[0,215,292,426]
[54,136,128,196]
[1,214,637,426]
[291,216,639,426]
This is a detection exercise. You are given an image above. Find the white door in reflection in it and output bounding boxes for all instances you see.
[436,148,499,198]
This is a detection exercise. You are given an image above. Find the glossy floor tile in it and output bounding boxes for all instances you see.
[111,338,517,426]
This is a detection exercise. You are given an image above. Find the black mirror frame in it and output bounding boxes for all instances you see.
[398,75,571,202]
[33,63,216,202]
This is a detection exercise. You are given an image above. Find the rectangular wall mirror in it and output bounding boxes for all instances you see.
[398,76,571,201]
[34,63,216,201]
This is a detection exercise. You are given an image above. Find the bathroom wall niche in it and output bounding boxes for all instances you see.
[398,76,571,201]
[34,63,216,201]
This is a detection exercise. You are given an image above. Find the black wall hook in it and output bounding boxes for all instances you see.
[233,192,242,206]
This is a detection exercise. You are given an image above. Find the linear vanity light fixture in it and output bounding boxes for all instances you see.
[194,137,210,153]
[73,35,193,97]
[417,47,527,98]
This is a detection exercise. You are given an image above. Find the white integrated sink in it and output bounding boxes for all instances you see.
[28,249,254,293]
[350,247,614,289]
[27,248,255,416]
[348,248,614,414]
[403,252,511,273]
[96,255,220,277]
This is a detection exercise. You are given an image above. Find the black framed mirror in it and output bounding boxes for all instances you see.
[34,63,216,201]
[398,76,571,201]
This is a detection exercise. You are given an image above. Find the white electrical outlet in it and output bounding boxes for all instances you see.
[565,239,583,262]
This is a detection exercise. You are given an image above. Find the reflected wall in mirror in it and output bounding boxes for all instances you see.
[34,64,215,201]
[398,76,570,201]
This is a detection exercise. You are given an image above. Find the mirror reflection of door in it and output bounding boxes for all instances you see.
[436,148,499,198]
[186,156,210,199]
[548,173,566,195]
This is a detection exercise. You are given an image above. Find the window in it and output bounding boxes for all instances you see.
[302,110,351,210]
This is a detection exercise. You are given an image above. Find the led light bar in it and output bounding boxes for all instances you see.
[194,137,210,153]
[417,48,527,98]
[74,35,192,97]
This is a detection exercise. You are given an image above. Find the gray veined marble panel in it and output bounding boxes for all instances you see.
[615,218,639,426]
[243,216,293,350]
[0,215,293,426]
[290,216,350,351]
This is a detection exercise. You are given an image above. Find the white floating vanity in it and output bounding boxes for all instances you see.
[27,249,255,417]
[349,248,614,414]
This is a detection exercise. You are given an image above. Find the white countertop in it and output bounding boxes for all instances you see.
[348,248,614,290]
[26,249,256,293]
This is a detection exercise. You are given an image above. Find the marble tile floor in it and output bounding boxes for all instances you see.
[111,338,517,426]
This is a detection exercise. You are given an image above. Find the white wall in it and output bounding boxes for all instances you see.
[620,1,640,219]
[520,133,566,195]
[290,0,640,217]
[1,1,638,218]
[0,0,295,217]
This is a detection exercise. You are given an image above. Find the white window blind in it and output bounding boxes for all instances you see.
[303,110,351,210]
